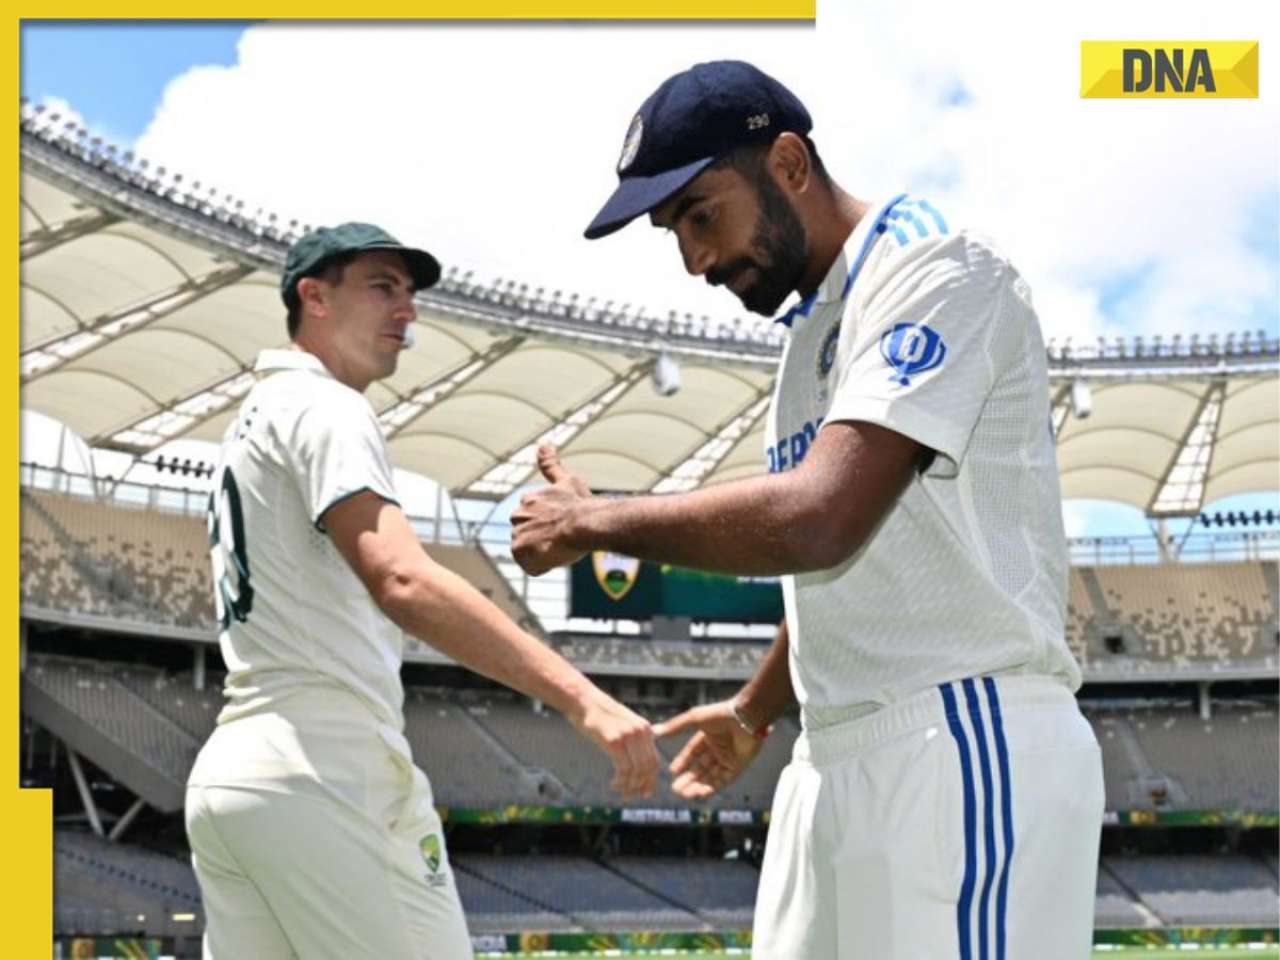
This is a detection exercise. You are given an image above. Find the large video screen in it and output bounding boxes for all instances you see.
[570,552,783,624]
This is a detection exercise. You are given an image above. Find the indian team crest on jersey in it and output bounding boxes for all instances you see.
[880,322,946,386]
[593,551,641,600]
[817,320,841,379]
[419,832,447,886]
[618,114,644,173]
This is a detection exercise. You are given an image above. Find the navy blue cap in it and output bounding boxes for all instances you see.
[585,61,812,240]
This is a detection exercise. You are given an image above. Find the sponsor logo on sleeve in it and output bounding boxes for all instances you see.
[879,322,947,387]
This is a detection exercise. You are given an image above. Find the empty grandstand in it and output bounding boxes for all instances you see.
[22,470,1280,681]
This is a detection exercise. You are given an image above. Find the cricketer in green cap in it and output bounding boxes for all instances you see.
[280,222,441,393]
[280,221,441,312]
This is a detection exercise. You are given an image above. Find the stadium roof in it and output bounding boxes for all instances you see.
[19,103,1280,516]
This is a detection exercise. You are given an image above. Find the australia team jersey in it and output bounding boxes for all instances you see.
[208,349,406,730]
[766,195,1082,730]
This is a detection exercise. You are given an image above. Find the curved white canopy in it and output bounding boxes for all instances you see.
[19,105,1279,515]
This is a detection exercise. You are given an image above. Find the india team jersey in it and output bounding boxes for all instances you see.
[208,349,406,730]
[765,194,1082,730]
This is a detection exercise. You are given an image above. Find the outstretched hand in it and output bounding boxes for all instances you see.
[571,689,661,800]
[511,445,594,575]
[653,700,766,800]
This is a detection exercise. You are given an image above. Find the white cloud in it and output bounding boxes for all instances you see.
[128,4,1277,347]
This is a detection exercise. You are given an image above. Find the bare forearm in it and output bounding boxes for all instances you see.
[512,423,923,578]
[563,424,920,576]
[384,566,596,721]
[570,473,826,575]
[735,619,794,727]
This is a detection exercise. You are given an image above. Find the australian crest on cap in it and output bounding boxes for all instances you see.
[618,114,644,173]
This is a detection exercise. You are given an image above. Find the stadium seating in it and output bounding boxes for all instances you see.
[402,692,541,807]
[1064,568,1097,667]
[1092,562,1278,664]
[21,492,120,621]
[20,489,538,637]
[1090,712,1149,812]
[23,656,199,811]
[47,825,1280,939]
[610,856,759,927]
[468,700,618,803]
[452,863,579,932]
[551,635,765,673]
[115,666,224,741]
[422,542,542,636]
[1106,854,1280,926]
[23,653,1279,815]
[22,489,213,628]
[456,854,704,931]
[1123,703,1279,811]
[54,831,203,938]
[23,486,1279,682]
[1093,864,1155,928]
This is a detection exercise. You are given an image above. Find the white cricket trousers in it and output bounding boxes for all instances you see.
[185,692,473,960]
[753,675,1104,960]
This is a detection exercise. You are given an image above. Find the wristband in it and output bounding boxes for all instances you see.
[732,702,771,741]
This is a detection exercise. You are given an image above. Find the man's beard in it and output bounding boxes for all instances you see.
[707,175,808,317]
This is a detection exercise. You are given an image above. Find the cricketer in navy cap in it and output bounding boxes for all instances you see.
[530,57,1103,960]
[584,60,848,318]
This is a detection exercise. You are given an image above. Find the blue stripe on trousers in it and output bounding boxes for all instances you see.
[939,683,977,960]
[983,677,1015,960]
[963,678,998,960]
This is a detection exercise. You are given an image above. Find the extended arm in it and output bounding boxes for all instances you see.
[734,617,794,729]
[324,491,660,798]
[653,619,794,799]
[512,421,927,577]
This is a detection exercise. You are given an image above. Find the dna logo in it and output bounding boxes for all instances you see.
[879,322,947,386]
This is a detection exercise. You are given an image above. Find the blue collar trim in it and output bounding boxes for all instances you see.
[774,192,910,328]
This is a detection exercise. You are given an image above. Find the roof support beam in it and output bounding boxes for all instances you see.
[1050,384,1072,439]
[650,387,774,493]
[22,262,255,378]
[1147,379,1227,517]
[462,360,653,497]
[66,747,105,837]
[20,209,120,259]
[97,331,526,454]
[379,335,526,441]
[94,370,255,452]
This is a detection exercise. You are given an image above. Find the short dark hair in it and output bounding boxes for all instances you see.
[284,250,360,340]
[713,135,830,187]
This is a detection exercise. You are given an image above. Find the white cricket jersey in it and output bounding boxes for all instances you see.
[765,194,1081,731]
[208,349,406,730]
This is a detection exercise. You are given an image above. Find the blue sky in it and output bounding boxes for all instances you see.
[22,22,253,145]
[17,19,1279,539]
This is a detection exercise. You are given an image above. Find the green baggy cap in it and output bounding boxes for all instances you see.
[280,222,441,306]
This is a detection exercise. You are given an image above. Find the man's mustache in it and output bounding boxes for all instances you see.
[707,258,756,288]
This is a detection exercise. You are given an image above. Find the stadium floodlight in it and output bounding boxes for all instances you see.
[1070,379,1093,420]
[652,350,681,397]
